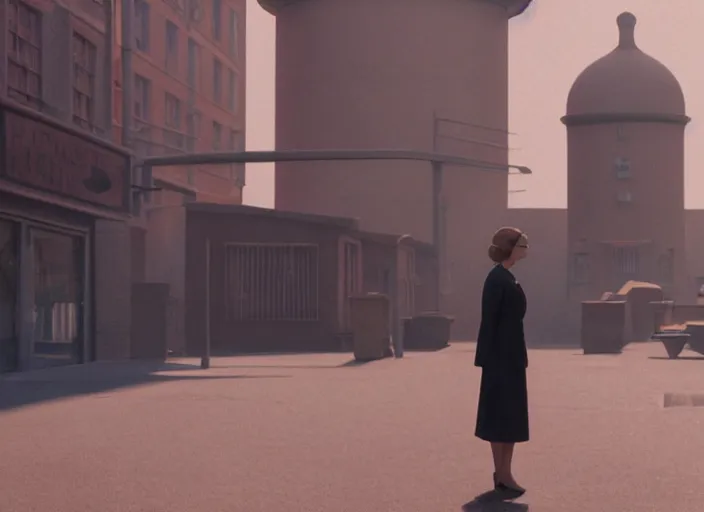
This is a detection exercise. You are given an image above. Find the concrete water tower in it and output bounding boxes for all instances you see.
[259,0,533,337]
[563,12,690,301]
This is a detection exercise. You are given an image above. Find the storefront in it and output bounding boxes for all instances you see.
[0,102,131,373]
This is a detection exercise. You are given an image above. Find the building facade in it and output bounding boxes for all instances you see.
[563,12,690,304]
[0,0,133,372]
[261,0,532,338]
[114,0,246,204]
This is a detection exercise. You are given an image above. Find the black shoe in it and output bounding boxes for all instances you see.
[495,481,526,500]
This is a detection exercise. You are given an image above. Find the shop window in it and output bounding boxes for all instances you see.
[0,220,20,373]
[31,229,84,368]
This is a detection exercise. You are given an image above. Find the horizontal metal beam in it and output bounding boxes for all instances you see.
[138,149,532,174]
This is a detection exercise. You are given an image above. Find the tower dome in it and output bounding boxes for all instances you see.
[564,12,688,124]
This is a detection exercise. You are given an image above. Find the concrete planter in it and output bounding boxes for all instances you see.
[581,301,626,354]
[402,313,454,351]
[685,322,704,355]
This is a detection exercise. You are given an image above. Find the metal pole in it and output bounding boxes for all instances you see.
[201,238,211,369]
[103,0,114,135]
[391,253,400,358]
[392,234,412,359]
[121,0,134,148]
[432,161,443,312]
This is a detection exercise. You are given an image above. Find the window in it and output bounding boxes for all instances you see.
[72,33,97,129]
[165,93,181,129]
[187,38,199,90]
[164,93,184,151]
[186,110,200,151]
[133,74,150,120]
[228,9,239,58]
[229,129,245,185]
[225,244,319,321]
[572,252,589,284]
[31,229,84,366]
[213,58,222,103]
[133,75,152,155]
[212,0,222,41]
[614,157,631,179]
[617,190,632,204]
[212,121,222,150]
[7,0,42,108]
[613,247,639,276]
[165,20,179,74]
[227,69,236,112]
[134,0,150,51]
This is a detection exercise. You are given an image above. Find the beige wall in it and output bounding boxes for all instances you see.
[503,208,572,345]
[567,122,688,302]
[144,191,187,355]
[94,219,132,360]
[685,209,704,296]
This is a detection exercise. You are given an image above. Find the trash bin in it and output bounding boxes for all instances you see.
[350,294,391,362]
[581,300,626,354]
[649,300,675,334]
[403,312,454,351]
[686,321,704,355]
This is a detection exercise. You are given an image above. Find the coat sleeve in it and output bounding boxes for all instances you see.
[474,276,504,367]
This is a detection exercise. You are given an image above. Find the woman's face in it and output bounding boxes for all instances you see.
[511,235,529,261]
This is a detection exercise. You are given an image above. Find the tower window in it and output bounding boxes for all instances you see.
[613,247,639,276]
[617,190,633,204]
[614,157,631,179]
[572,252,589,284]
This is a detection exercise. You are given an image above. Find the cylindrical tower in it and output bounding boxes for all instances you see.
[259,0,532,337]
[563,12,690,301]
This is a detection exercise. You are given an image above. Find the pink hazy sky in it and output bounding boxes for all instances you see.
[244,0,704,210]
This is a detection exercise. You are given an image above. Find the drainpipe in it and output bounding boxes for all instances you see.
[103,0,114,137]
[121,0,133,149]
[432,161,443,311]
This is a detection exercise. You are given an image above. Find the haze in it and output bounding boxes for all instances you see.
[245,0,704,210]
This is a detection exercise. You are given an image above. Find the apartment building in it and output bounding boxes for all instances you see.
[117,0,246,204]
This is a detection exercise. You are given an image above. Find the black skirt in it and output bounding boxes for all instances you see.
[475,364,529,443]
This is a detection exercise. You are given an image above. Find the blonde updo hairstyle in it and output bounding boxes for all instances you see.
[488,227,525,263]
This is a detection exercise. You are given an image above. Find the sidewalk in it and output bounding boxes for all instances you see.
[1,342,703,511]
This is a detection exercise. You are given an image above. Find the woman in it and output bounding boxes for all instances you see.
[474,227,529,498]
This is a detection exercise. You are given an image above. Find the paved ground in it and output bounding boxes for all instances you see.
[1,341,704,512]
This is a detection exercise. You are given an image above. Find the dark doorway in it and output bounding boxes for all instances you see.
[0,219,20,373]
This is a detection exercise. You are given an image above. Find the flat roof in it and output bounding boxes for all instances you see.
[185,202,360,230]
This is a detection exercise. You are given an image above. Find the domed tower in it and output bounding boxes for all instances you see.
[259,0,533,337]
[562,12,690,301]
